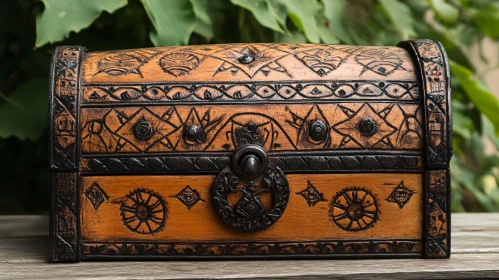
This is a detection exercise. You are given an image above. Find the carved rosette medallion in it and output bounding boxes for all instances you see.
[120,189,167,235]
[330,187,379,232]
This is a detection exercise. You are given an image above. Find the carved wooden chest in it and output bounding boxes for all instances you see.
[50,40,451,262]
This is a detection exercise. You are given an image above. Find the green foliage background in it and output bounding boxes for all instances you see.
[1,0,498,214]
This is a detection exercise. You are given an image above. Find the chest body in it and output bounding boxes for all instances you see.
[50,41,451,261]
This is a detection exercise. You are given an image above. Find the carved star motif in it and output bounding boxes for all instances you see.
[204,44,290,77]
[333,104,396,148]
[296,181,327,207]
[114,108,179,151]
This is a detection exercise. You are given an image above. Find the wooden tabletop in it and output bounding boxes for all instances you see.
[1,214,498,279]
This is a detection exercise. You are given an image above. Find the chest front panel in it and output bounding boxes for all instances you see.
[50,41,451,261]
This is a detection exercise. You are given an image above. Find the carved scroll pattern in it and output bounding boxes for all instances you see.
[82,239,421,257]
[82,81,420,103]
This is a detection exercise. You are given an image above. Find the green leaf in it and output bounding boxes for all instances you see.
[274,30,307,43]
[378,0,416,40]
[450,61,499,137]
[0,79,48,140]
[318,25,339,44]
[451,157,498,211]
[190,0,214,40]
[141,0,197,46]
[231,0,286,33]
[427,0,460,23]
[452,99,473,139]
[279,0,321,43]
[482,115,499,150]
[322,0,351,44]
[35,0,127,47]
[472,2,499,39]
[267,0,288,28]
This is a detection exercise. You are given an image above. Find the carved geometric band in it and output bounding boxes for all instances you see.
[82,239,421,258]
[81,80,420,103]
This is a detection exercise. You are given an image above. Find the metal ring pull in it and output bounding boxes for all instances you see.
[211,145,290,232]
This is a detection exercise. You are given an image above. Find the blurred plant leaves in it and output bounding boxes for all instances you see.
[142,0,197,46]
[322,0,351,44]
[427,0,459,23]
[190,0,215,40]
[471,2,499,39]
[35,0,127,47]
[11,0,499,214]
[231,0,286,33]
[450,61,499,137]
[378,0,416,40]
[0,79,48,140]
[452,99,474,140]
[279,0,321,43]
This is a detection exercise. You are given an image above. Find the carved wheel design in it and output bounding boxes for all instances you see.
[211,166,290,232]
[120,188,167,235]
[330,187,378,231]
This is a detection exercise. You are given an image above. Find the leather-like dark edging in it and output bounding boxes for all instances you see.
[397,39,452,169]
[398,40,452,259]
[424,170,450,258]
[52,172,79,262]
[79,154,423,174]
[49,46,85,170]
[50,46,85,262]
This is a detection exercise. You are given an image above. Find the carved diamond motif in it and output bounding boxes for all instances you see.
[296,181,327,207]
[386,181,415,209]
[172,186,205,210]
[85,182,108,210]
[115,108,179,151]
[333,104,396,148]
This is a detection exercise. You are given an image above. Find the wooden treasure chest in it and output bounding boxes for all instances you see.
[50,40,452,262]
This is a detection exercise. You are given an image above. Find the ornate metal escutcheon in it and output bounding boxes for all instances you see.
[211,145,290,232]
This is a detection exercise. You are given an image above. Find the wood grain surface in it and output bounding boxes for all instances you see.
[80,173,422,241]
[81,44,417,84]
[79,103,423,154]
[1,214,499,279]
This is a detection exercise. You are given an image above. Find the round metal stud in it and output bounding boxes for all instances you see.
[358,118,377,137]
[133,118,154,140]
[237,55,255,64]
[308,120,328,141]
[184,124,201,141]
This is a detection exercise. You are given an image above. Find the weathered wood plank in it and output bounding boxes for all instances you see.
[2,214,498,253]
[0,215,48,238]
[1,214,499,279]
[0,237,498,280]
[452,213,499,232]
